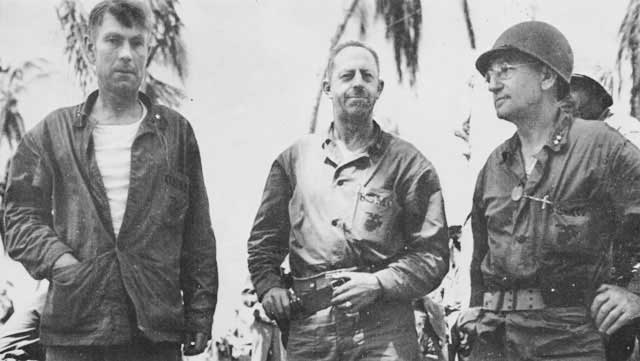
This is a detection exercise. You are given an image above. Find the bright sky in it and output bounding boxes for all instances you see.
[0,0,634,337]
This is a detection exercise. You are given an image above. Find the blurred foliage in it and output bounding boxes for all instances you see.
[358,0,423,86]
[618,0,640,118]
[56,0,187,107]
[0,59,48,149]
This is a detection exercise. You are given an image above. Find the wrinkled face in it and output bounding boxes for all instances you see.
[485,54,545,121]
[325,46,383,120]
[88,13,149,96]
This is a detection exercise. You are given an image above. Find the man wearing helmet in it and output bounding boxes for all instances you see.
[467,21,640,360]
[570,73,640,147]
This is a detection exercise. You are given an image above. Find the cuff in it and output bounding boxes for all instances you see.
[254,273,286,301]
[374,268,403,301]
[43,242,74,279]
[185,310,214,338]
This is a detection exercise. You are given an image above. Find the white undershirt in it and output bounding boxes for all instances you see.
[335,139,367,162]
[526,159,537,176]
[93,103,146,236]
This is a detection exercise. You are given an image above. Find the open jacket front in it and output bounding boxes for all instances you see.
[3,91,218,345]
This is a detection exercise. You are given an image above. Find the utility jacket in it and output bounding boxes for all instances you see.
[248,122,449,302]
[3,91,218,345]
[470,112,640,306]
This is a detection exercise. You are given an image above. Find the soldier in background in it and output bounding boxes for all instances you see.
[570,72,640,146]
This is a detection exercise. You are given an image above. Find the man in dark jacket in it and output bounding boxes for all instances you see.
[248,41,449,360]
[2,1,218,360]
[468,21,640,360]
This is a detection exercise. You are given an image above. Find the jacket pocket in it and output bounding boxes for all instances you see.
[134,260,184,332]
[42,259,99,332]
[351,187,399,243]
[156,171,189,227]
[548,200,598,257]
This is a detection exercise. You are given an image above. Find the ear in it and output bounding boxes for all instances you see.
[377,79,385,96]
[322,79,332,98]
[84,34,96,64]
[540,67,558,92]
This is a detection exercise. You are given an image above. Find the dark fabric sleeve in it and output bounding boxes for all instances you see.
[2,134,73,280]
[470,166,488,307]
[607,140,640,293]
[247,156,292,300]
[374,166,450,301]
[180,123,218,337]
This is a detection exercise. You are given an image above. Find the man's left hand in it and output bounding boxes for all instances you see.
[329,271,382,312]
[183,332,208,356]
[590,284,640,335]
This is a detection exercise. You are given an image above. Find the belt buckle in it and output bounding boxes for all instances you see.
[502,290,515,311]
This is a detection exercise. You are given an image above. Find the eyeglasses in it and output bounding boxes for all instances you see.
[484,62,537,83]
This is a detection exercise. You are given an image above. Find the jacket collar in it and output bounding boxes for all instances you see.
[73,90,163,130]
[321,120,388,159]
[500,109,573,164]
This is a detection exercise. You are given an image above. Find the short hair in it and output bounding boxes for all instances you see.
[326,41,380,79]
[88,0,151,39]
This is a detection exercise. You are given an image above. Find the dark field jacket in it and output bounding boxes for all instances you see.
[3,91,218,345]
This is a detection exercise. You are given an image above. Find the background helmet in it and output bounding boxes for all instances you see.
[570,73,613,108]
[476,21,573,87]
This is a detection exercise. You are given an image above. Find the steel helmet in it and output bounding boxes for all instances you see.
[570,73,613,108]
[476,21,573,86]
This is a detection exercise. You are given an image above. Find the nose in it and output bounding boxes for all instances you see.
[118,41,133,62]
[487,74,503,93]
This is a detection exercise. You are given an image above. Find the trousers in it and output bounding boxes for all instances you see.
[469,307,605,361]
[287,300,419,361]
[251,321,286,361]
[45,339,181,361]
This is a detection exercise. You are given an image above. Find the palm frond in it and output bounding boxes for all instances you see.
[147,0,188,80]
[144,73,186,108]
[56,0,92,90]
[0,59,48,148]
[375,0,422,86]
[0,99,26,148]
[453,115,471,161]
[617,0,640,117]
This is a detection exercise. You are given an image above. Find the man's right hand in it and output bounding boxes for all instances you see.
[261,287,291,321]
[52,253,79,271]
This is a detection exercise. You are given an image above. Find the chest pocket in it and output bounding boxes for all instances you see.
[156,171,190,227]
[548,199,599,257]
[351,187,399,243]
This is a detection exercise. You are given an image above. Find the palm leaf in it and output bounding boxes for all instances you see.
[144,73,186,108]
[617,0,640,117]
[373,0,422,86]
